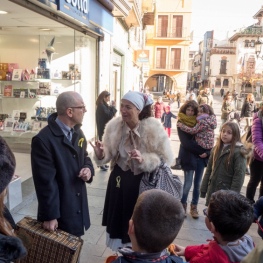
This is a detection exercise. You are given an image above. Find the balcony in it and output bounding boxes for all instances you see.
[111,0,132,17]
[124,0,143,27]
[152,60,187,72]
[146,27,190,40]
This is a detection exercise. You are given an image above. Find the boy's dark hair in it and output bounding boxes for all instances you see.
[132,189,184,253]
[208,190,254,242]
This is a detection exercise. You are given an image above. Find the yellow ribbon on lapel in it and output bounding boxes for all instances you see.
[78,138,84,147]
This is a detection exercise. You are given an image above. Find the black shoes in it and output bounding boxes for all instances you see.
[171,158,182,170]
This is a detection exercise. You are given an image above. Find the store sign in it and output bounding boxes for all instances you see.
[58,0,89,25]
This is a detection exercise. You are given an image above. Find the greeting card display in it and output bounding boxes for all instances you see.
[12,69,23,81]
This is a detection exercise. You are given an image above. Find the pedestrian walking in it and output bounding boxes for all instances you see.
[161,105,177,138]
[197,86,213,107]
[221,92,234,126]
[96,91,117,171]
[153,96,165,121]
[176,91,182,108]
[232,89,238,109]
[241,93,257,131]
[220,87,225,97]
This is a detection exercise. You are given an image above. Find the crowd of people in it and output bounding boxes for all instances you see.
[1,84,263,263]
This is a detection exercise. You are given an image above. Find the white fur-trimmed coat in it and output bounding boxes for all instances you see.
[94,116,174,173]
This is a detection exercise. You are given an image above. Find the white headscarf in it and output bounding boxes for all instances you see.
[122,91,154,111]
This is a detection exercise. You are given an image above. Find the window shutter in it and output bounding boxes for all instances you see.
[172,15,183,37]
[158,15,168,37]
[157,48,167,68]
[171,48,181,69]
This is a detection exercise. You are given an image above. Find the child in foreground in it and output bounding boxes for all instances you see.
[200,121,253,206]
[108,189,185,263]
[175,190,254,263]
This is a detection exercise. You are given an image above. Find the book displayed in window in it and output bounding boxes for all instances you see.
[3,85,12,97]
[13,89,29,98]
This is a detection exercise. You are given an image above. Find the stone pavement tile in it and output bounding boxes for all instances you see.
[82,224,105,245]
[88,195,106,208]
[80,254,106,263]
[87,187,107,197]
[89,213,103,227]
[12,200,38,223]
[97,229,108,246]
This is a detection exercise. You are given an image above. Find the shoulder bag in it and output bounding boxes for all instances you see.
[139,159,183,200]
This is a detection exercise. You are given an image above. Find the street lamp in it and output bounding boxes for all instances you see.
[255,38,263,59]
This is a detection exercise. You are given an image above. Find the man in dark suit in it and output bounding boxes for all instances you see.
[31,91,94,236]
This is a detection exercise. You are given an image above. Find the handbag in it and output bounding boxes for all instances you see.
[139,159,183,200]
[15,217,83,263]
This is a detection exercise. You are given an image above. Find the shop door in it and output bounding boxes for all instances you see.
[112,66,121,113]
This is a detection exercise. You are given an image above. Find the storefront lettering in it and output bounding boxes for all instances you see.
[65,0,88,14]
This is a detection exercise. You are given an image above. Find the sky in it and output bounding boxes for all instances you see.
[191,0,263,50]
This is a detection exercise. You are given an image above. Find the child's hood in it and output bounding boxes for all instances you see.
[219,234,254,262]
[199,114,217,130]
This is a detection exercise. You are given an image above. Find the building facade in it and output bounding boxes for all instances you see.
[143,0,192,95]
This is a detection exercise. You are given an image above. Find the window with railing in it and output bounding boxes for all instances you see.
[170,48,181,69]
[157,15,168,37]
[172,15,183,38]
[156,48,167,68]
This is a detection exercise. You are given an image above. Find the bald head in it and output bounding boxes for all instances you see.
[56,91,82,116]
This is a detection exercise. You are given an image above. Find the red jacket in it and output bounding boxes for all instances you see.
[154,102,165,118]
[185,241,236,263]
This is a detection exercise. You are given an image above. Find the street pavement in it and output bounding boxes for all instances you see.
[11,94,262,263]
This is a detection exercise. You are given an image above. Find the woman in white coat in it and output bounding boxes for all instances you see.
[91,91,173,251]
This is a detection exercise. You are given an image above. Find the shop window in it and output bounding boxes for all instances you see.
[157,15,168,37]
[170,48,181,69]
[156,48,167,68]
[0,31,96,143]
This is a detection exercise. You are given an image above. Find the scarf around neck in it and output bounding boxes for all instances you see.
[178,112,197,127]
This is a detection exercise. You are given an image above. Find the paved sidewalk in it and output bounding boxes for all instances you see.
[11,94,262,263]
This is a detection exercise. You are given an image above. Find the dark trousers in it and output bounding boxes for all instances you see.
[246,158,263,203]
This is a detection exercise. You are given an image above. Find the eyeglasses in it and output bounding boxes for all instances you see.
[69,105,86,111]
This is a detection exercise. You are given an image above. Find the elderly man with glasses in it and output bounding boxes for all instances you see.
[31,91,94,238]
